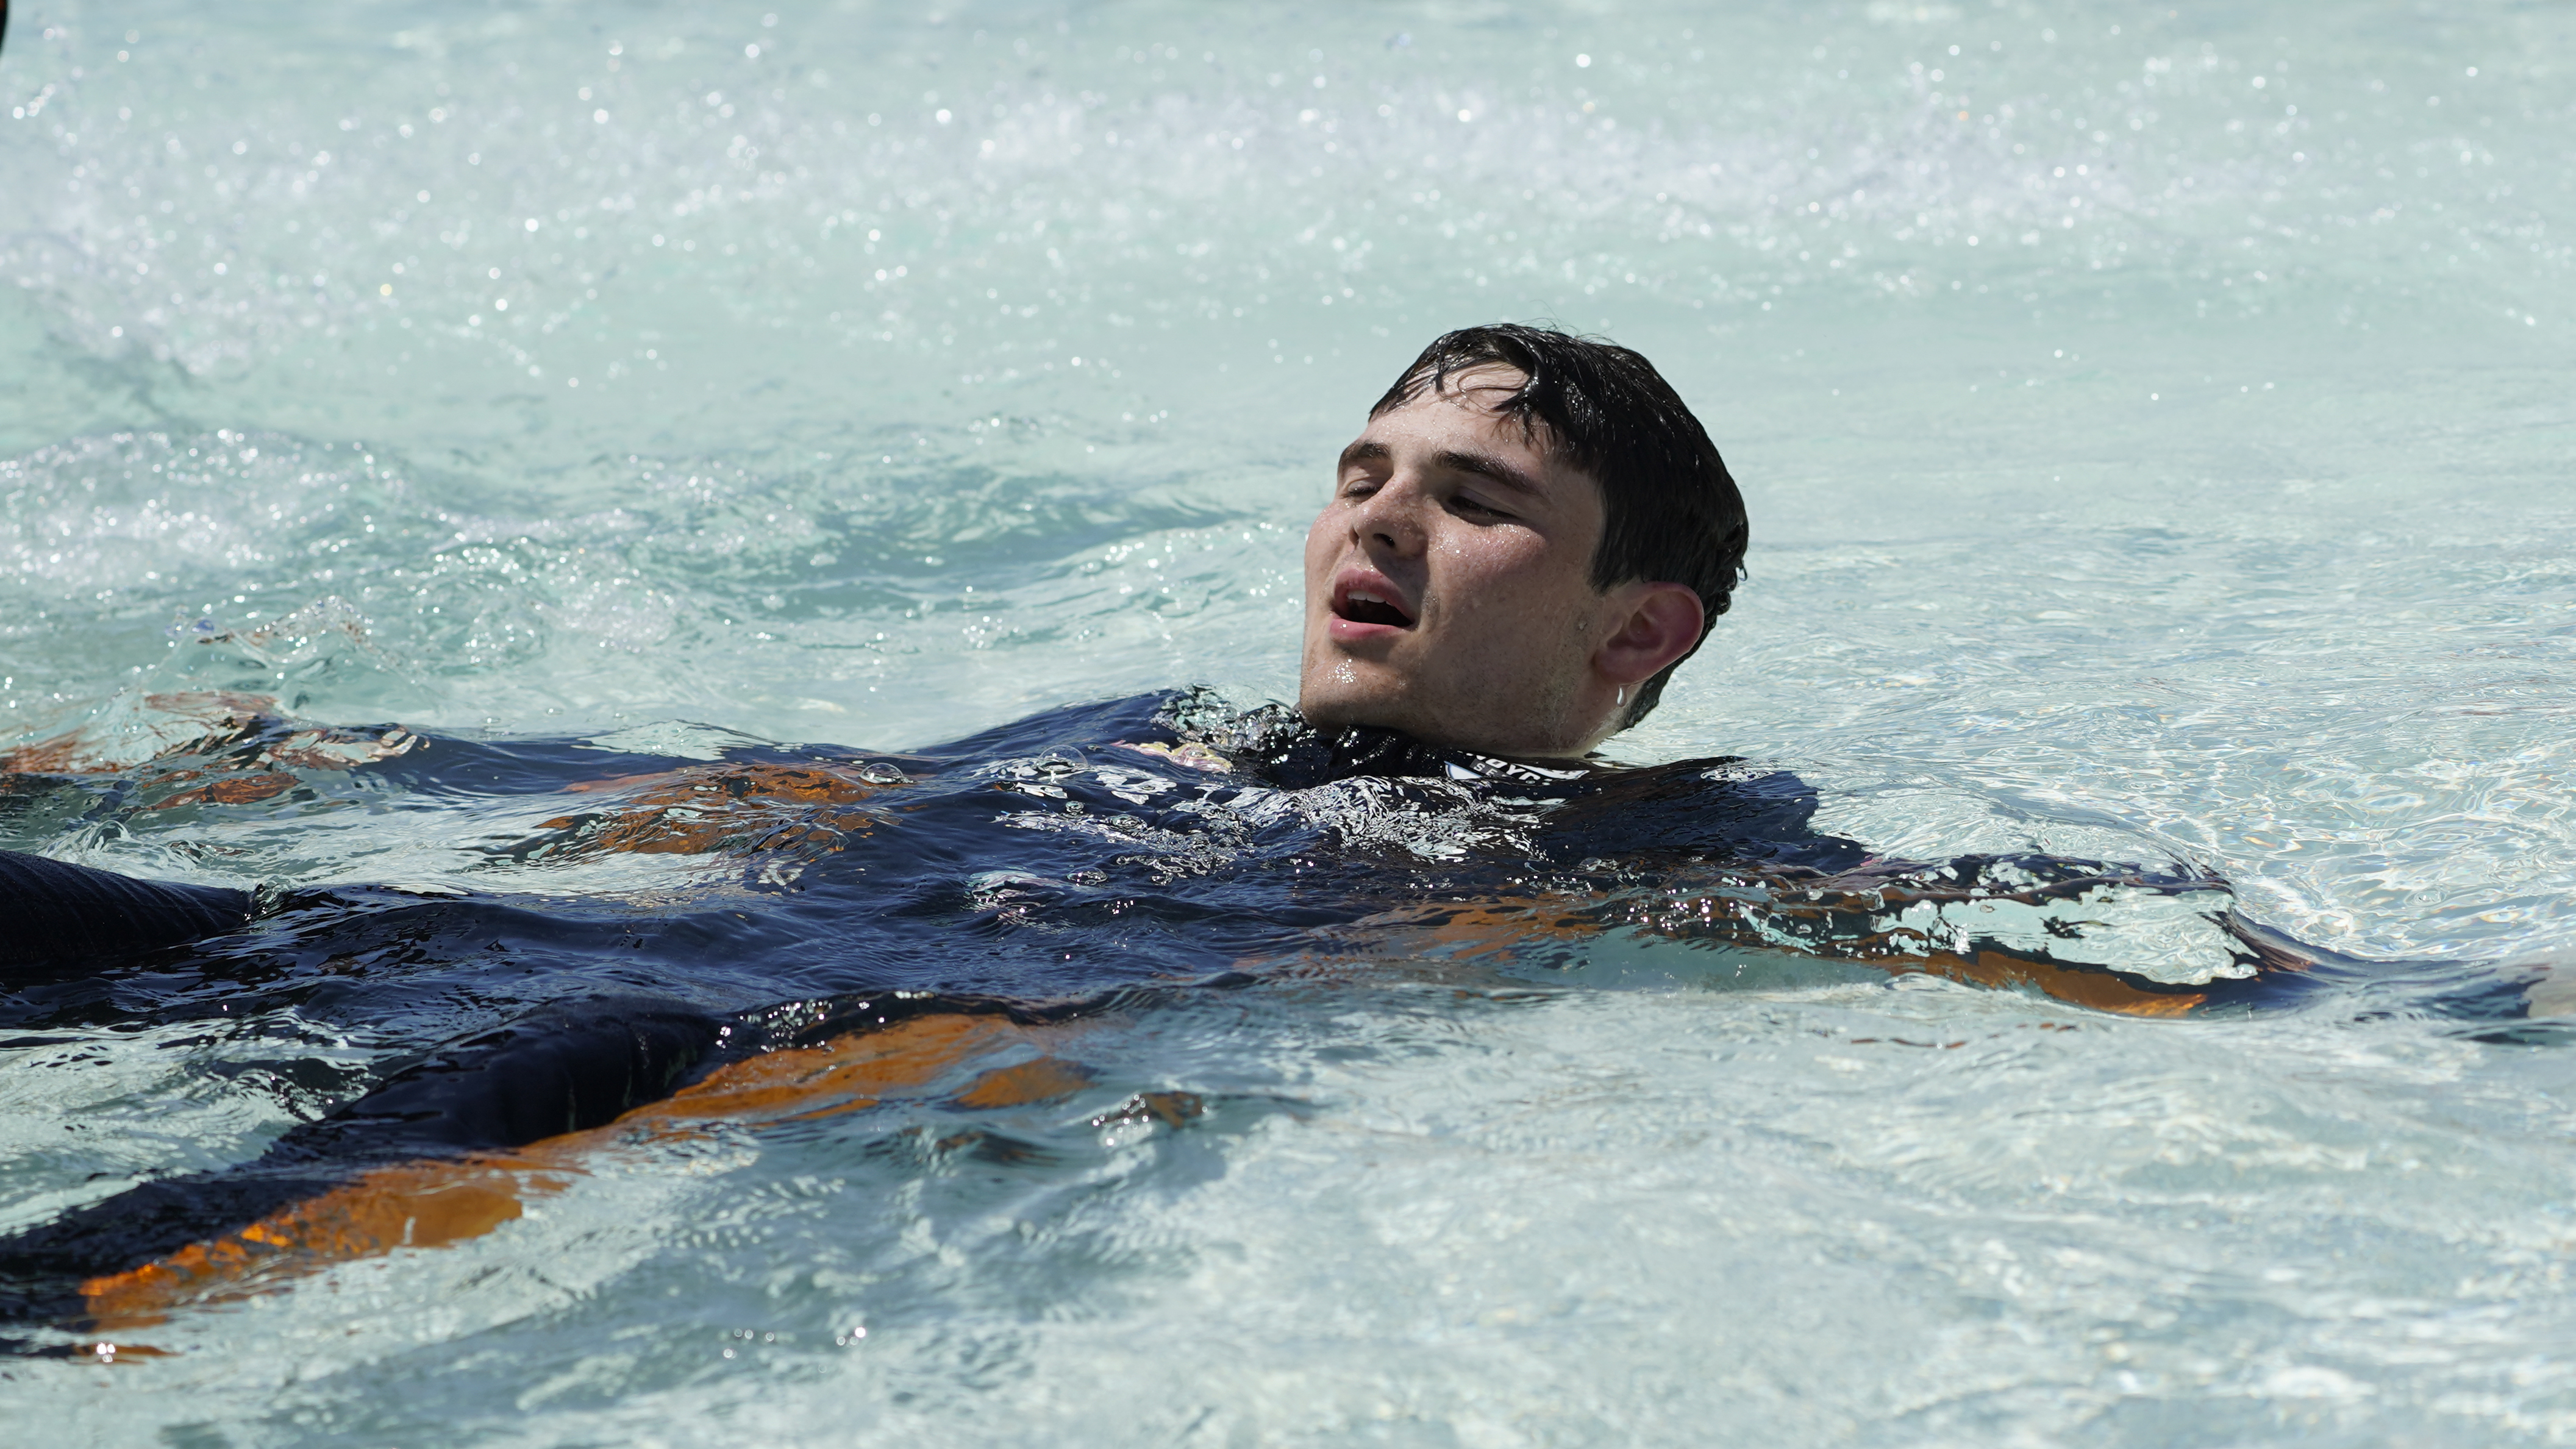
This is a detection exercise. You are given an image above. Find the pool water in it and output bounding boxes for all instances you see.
[4,0,2575,1441]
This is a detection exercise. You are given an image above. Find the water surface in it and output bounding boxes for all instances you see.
[4,0,2575,1442]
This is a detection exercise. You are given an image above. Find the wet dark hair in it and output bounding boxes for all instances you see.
[1368,323,1749,731]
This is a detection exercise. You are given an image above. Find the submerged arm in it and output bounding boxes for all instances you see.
[2,991,1111,1340]
[0,849,255,980]
[1311,854,2321,1018]
[4,691,916,867]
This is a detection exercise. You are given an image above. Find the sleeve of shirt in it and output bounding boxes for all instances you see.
[0,848,255,975]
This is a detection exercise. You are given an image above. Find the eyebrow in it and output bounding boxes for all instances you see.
[1335,440,1544,498]
[1430,447,1543,497]
[1337,440,1390,471]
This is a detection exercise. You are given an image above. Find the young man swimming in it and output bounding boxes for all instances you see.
[1297,323,1741,760]
[0,324,2519,1340]
[2,324,1755,975]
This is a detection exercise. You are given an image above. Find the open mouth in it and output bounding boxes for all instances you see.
[1332,582,1416,628]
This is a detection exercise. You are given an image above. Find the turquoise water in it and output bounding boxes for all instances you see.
[5,0,2576,1441]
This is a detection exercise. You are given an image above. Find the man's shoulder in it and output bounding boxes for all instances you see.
[1536,757,1874,872]
[917,690,1198,761]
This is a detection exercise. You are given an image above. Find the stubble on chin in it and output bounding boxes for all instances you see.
[1297,654,1384,730]
[1296,632,1421,734]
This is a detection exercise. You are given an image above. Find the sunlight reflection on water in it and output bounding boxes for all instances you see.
[3,0,2574,1441]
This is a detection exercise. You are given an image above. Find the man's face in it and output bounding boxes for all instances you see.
[1299,367,1624,758]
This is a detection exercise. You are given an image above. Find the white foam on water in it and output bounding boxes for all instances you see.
[4,0,2576,1442]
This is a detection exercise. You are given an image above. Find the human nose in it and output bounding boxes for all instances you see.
[1346,475,1428,558]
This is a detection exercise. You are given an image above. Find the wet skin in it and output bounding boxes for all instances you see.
[1299,368,1705,760]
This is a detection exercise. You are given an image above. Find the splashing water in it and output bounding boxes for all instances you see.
[4,0,2575,1442]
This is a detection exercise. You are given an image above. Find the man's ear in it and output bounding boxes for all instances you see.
[1596,583,1705,686]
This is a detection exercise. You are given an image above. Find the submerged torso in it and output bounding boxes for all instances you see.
[1,687,2357,1063]
[2,689,1893,1030]
[1,688,2546,1330]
